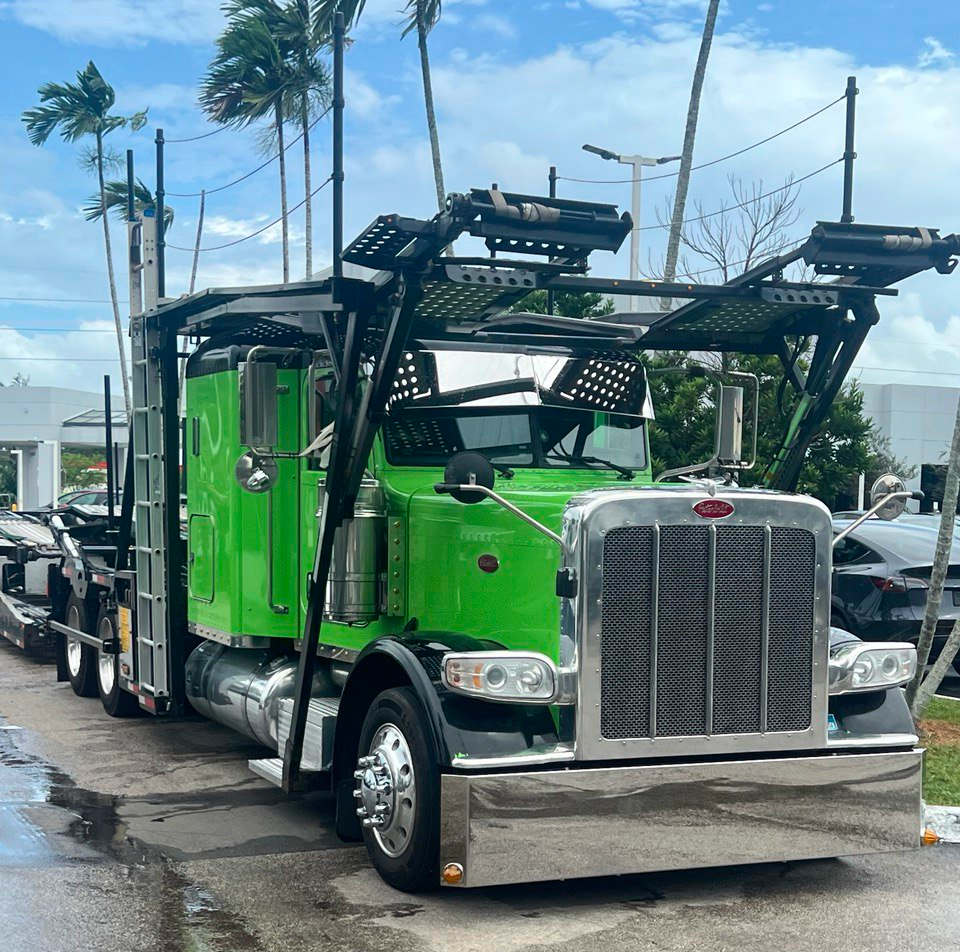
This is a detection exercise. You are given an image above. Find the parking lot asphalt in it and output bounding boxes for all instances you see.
[2,638,960,952]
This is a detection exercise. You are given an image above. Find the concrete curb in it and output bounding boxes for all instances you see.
[924,805,960,843]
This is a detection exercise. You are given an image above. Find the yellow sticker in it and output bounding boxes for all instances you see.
[118,607,132,654]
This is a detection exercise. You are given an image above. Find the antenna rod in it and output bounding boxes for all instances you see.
[332,12,345,278]
[156,128,166,298]
[547,165,557,315]
[104,375,115,528]
[841,76,858,224]
[126,149,136,222]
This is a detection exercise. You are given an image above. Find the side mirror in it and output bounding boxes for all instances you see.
[434,452,496,505]
[240,356,278,451]
[235,451,278,494]
[870,473,907,521]
[717,385,744,466]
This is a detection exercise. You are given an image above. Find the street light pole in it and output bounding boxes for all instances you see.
[582,145,680,311]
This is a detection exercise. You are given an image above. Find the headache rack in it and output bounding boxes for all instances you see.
[126,182,958,788]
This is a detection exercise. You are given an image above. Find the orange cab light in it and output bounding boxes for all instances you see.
[441,863,464,885]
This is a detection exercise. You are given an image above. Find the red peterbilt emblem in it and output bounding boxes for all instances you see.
[692,499,734,519]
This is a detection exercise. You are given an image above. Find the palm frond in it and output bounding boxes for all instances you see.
[22,60,147,147]
[83,178,174,231]
[400,0,441,38]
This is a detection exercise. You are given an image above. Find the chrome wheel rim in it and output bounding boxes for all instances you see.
[96,616,115,696]
[65,605,83,678]
[353,722,416,858]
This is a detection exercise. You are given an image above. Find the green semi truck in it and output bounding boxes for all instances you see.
[2,182,958,892]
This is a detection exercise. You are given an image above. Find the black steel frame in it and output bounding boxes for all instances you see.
[139,189,958,785]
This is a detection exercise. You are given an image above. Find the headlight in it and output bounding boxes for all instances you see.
[442,652,557,703]
[828,642,916,695]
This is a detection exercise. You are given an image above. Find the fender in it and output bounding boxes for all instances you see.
[332,632,560,840]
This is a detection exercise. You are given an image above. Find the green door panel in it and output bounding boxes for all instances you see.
[188,514,215,602]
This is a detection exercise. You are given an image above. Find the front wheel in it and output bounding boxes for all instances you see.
[95,608,139,718]
[354,687,439,892]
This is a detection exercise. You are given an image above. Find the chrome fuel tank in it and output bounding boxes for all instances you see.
[184,641,335,748]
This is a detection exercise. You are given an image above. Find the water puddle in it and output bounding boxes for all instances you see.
[0,718,264,951]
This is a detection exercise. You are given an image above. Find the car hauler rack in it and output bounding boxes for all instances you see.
[10,27,959,887]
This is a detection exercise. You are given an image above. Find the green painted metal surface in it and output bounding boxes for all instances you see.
[187,368,652,658]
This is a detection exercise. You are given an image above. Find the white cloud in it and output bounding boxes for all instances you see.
[1,0,225,46]
[918,36,955,69]
[474,13,517,39]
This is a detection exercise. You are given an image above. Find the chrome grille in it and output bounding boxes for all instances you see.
[600,523,815,741]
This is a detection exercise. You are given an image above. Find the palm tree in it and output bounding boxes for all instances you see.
[22,61,146,419]
[231,0,332,278]
[201,13,296,282]
[661,0,720,310]
[317,0,446,212]
[82,179,174,231]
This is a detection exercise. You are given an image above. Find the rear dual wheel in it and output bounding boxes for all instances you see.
[95,608,138,718]
[62,593,97,697]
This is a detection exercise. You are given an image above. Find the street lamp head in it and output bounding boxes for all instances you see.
[582,143,620,162]
[657,155,682,165]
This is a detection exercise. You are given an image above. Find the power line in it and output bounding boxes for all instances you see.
[166,106,332,198]
[0,327,114,333]
[165,126,229,145]
[0,296,128,304]
[0,356,121,362]
[166,175,333,252]
[637,159,842,233]
[854,366,960,377]
[558,95,845,185]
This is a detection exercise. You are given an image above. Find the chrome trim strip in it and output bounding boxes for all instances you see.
[191,622,360,662]
[450,745,575,770]
[190,622,272,649]
[440,749,922,888]
[827,732,919,749]
[705,523,716,736]
[760,524,772,734]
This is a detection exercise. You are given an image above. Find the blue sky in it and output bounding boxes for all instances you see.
[0,0,958,390]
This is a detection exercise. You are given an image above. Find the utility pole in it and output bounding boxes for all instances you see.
[582,145,680,311]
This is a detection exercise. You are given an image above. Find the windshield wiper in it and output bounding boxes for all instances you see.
[491,462,515,480]
[547,452,635,480]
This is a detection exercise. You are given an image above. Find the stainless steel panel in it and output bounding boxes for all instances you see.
[317,478,385,623]
[567,486,831,761]
[439,750,922,888]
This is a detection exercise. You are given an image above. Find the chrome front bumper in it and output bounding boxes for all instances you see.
[438,749,922,887]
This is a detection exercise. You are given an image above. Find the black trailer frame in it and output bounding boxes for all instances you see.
[135,185,958,788]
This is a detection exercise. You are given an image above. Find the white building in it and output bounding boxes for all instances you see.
[0,386,127,509]
[861,382,959,510]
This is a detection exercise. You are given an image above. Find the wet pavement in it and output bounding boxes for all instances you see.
[2,639,960,952]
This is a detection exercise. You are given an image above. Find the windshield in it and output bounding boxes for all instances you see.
[384,349,650,472]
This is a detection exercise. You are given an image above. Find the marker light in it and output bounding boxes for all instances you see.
[442,863,464,885]
[828,641,917,695]
[442,651,557,703]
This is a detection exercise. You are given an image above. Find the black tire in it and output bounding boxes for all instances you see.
[356,687,440,892]
[95,607,139,717]
[61,592,97,697]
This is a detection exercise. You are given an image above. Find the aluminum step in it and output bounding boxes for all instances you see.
[248,757,284,787]
[248,696,340,785]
